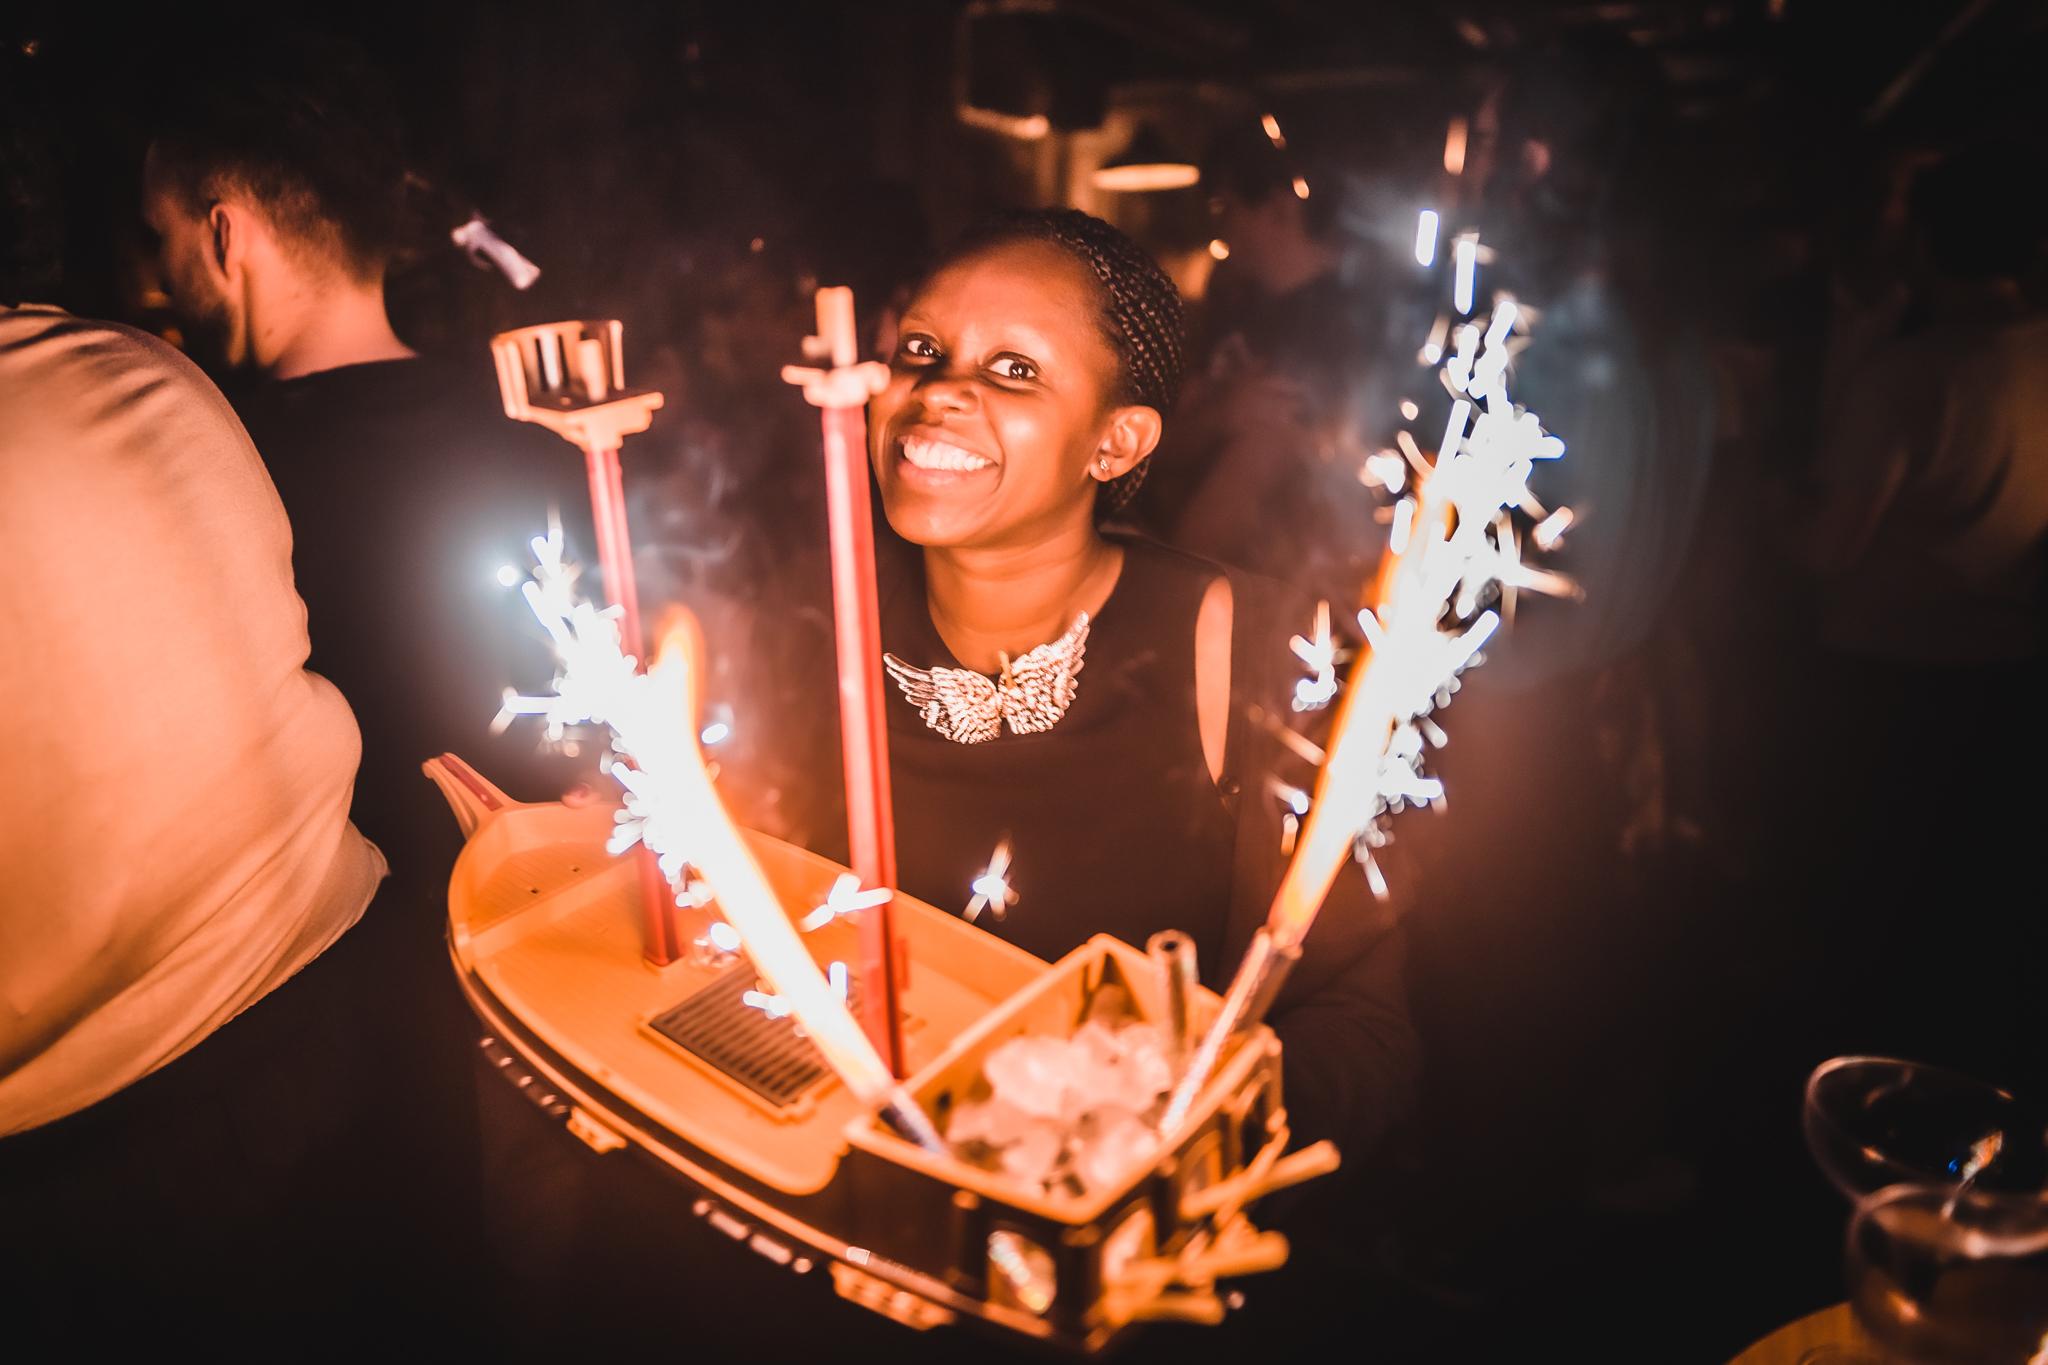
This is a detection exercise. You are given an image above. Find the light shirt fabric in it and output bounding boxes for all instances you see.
[0,305,385,1135]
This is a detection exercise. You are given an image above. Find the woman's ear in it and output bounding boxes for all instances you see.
[1093,404,1164,481]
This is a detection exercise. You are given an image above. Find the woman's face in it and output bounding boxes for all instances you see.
[869,241,1123,551]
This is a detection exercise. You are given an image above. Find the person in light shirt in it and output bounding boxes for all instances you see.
[0,64,415,1341]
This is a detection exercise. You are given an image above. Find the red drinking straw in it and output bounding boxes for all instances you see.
[783,289,905,1076]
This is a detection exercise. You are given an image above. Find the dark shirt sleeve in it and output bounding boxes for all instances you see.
[1216,571,1421,1163]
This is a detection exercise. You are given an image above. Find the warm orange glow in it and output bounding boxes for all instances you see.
[1260,112,1286,148]
[1208,238,1231,261]
[1444,117,1469,175]
[957,104,1051,141]
[1291,176,1311,200]
[1093,162,1201,192]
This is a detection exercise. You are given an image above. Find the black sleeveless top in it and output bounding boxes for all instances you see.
[875,534,1418,1157]
[882,538,1238,972]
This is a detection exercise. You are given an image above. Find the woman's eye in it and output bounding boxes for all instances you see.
[991,356,1038,382]
[899,336,939,362]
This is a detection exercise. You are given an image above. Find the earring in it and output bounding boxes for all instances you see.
[1097,456,1113,476]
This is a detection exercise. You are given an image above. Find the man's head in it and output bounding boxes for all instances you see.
[1201,115,1341,296]
[142,37,410,371]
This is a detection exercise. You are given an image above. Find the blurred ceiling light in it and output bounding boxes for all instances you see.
[1208,238,1231,260]
[1092,125,1199,192]
[1260,112,1286,148]
[1291,175,1311,200]
[1443,117,1468,175]
[957,103,1051,141]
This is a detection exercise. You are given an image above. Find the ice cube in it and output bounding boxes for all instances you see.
[1000,1120,1066,1187]
[984,1035,1077,1120]
[1073,1107,1159,1192]
[947,1094,1036,1148]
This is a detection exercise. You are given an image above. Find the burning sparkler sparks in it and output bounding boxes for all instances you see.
[497,535,945,1151]
[1290,601,1338,712]
[801,872,892,932]
[965,841,1018,923]
[1453,234,1479,314]
[745,961,851,1022]
[1414,210,1440,267]
[1164,259,1579,1137]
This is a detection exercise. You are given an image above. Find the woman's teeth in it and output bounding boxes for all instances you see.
[901,436,993,472]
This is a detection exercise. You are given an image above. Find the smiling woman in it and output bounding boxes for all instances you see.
[866,209,1418,1165]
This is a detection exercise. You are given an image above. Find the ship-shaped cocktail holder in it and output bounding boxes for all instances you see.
[437,301,1335,1350]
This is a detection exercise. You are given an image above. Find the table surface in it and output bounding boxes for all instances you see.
[1728,1303,1884,1365]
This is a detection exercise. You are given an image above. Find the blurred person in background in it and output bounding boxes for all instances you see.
[0,55,400,1342]
[1788,135,2048,1095]
[140,34,597,1314]
[142,35,588,844]
[1152,118,1396,605]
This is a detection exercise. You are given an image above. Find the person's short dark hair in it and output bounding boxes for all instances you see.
[149,36,411,283]
[1911,139,2045,283]
[1200,113,1341,238]
[923,208,1185,514]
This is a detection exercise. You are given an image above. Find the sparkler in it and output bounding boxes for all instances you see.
[1160,285,1578,1138]
[489,319,678,962]
[500,541,944,1151]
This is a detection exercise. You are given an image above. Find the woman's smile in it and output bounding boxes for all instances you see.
[896,429,999,486]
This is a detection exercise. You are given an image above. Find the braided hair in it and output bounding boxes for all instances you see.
[927,209,1186,513]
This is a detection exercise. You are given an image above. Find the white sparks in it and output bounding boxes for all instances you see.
[1363,450,1408,494]
[700,720,731,746]
[1418,315,1450,368]
[1302,291,1574,898]
[707,920,742,953]
[495,564,523,588]
[749,959,850,1023]
[964,841,1017,923]
[491,522,639,743]
[1274,781,1312,818]
[1414,209,1440,267]
[1453,234,1479,314]
[1290,601,1338,712]
[1399,399,1420,422]
[1533,506,1575,550]
[1389,498,1416,555]
[799,872,891,932]
[742,986,791,1019]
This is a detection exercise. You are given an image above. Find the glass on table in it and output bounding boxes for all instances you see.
[1803,1056,2047,1201]
[1844,1183,2048,1363]
[1801,1055,2048,1364]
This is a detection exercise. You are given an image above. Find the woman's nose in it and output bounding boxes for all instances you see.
[913,368,978,416]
